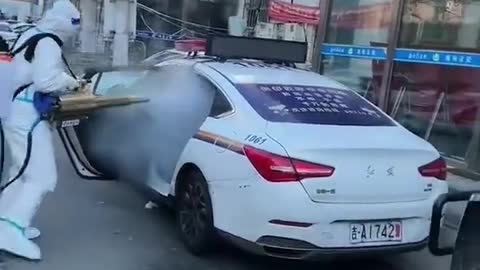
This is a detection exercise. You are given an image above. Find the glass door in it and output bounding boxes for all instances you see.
[320,0,394,105]
[388,0,480,169]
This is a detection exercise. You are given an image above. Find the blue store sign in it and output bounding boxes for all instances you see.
[136,30,177,41]
[321,43,480,68]
[394,49,480,68]
[321,43,387,60]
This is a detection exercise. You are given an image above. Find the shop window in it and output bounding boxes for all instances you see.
[321,0,393,104]
[389,0,480,167]
[326,0,392,46]
[389,63,479,162]
[400,0,480,50]
[322,56,385,104]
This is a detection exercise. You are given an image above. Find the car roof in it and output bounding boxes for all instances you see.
[202,61,349,89]
[144,49,206,63]
[156,57,350,90]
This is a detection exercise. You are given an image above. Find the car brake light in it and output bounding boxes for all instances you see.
[418,157,446,180]
[243,146,334,182]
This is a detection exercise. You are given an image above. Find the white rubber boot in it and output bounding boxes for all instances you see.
[0,220,41,260]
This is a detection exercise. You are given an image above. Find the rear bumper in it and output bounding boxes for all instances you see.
[221,230,428,260]
[210,179,448,255]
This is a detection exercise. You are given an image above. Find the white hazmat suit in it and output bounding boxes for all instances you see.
[0,0,80,260]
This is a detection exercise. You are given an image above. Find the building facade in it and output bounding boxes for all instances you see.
[0,0,42,20]
[313,0,480,176]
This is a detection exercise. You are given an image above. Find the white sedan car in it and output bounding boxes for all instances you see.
[11,22,35,34]
[62,55,448,260]
[0,22,17,43]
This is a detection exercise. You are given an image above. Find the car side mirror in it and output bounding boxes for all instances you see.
[450,195,480,270]
[430,192,480,270]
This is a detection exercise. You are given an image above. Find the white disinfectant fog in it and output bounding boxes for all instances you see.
[77,64,215,187]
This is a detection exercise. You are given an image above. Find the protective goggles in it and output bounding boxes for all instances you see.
[71,18,81,25]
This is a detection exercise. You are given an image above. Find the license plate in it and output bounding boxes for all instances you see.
[61,119,80,128]
[350,221,402,244]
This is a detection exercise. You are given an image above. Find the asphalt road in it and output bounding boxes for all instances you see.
[1,137,454,270]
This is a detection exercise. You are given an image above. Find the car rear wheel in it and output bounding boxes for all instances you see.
[176,170,216,255]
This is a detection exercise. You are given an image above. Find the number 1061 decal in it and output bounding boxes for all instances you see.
[244,134,268,145]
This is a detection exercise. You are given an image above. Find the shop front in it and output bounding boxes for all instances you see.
[314,0,480,176]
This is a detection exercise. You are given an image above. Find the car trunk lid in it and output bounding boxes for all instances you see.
[266,123,440,204]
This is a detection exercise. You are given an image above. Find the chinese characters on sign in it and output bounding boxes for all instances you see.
[321,44,387,60]
[394,49,480,68]
[136,30,176,41]
[321,44,480,68]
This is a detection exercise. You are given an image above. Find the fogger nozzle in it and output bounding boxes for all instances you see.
[47,85,150,123]
[58,95,150,113]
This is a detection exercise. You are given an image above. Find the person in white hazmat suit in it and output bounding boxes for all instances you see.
[0,0,80,260]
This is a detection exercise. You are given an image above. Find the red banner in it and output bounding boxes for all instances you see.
[268,0,321,25]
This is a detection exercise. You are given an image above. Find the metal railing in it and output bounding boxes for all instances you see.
[244,0,269,36]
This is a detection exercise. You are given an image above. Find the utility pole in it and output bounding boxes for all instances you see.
[106,0,136,66]
[42,0,54,15]
[79,0,97,53]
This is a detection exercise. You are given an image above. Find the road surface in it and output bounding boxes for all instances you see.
[1,137,454,270]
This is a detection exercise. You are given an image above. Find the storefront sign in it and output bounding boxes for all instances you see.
[136,30,176,41]
[321,43,480,68]
[394,49,480,68]
[268,0,321,25]
[321,43,387,60]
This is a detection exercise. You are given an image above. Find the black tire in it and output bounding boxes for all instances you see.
[176,170,216,255]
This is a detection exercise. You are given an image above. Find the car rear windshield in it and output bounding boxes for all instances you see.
[234,84,396,126]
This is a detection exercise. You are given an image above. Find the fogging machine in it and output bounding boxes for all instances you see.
[0,81,149,193]
[34,83,149,127]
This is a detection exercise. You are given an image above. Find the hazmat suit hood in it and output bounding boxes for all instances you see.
[36,0,81,42]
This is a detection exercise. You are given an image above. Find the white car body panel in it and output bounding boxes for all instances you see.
[0,22,17,41]
[266,123,441,203]
[12,23,35,34]
[149,58,448,251]
[0,31,17,42]
[210,179,442,248]
[63,55,448,255]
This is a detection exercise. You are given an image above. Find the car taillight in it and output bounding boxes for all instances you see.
[418,157,446,180]
[243,146,334,182]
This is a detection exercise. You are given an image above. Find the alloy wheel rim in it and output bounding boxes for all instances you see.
[179,181,208,240]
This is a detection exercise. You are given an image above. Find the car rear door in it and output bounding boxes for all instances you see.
[57,65,215,185]
[57,68,153,180]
